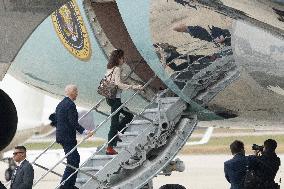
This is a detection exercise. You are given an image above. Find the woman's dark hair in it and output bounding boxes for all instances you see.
[107,49,124,69]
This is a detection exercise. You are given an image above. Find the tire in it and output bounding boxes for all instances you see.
[159,184,186,189]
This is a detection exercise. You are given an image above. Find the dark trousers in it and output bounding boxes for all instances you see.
[106,98,134,147]
[59,141,80,188]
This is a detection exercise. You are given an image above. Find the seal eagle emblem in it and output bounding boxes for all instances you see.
[51,0,92,61]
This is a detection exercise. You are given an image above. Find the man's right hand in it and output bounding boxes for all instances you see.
[84,130,94,138]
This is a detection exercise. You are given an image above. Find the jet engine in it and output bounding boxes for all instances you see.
[0,89,17,151]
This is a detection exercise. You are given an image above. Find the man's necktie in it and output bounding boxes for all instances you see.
[10,166,19,184]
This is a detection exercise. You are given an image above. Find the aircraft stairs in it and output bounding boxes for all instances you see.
[29,48,240,189]
[31,64,239,189]
[74,94,197,189]
[70,51,240,189]
[30,8,240,188]
[30,81,198,189]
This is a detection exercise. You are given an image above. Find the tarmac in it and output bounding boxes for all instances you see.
[0,149,283,189]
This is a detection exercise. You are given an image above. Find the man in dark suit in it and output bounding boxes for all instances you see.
[56,84,93,189]
[0,181,7,189]
[10,146,34,189]
[224,140,247,189]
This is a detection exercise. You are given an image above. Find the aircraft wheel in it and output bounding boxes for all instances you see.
[5,168,13,181]
[159,184,187,189]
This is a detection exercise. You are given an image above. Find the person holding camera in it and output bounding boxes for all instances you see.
[224,140,247,189]
[247,139,281,189]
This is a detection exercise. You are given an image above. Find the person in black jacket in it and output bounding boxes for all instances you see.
[224,140,247,189]
[55,84,93,189]
[248,139,281,189]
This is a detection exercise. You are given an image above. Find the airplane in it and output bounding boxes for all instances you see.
[0,0,283,188]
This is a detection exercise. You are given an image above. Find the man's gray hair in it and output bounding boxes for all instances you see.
[65,84,77,96]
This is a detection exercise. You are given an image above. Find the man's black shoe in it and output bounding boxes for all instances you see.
[116,136,122,142]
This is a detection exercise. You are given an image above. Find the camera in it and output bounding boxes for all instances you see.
[252,144,264,151]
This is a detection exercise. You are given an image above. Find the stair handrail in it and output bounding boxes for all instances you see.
[33,75,157,187]
[56,88,169,189]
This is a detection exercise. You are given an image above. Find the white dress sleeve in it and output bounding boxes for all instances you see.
[113,67,132,90]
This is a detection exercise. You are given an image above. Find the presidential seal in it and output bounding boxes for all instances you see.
[51,0,92,61]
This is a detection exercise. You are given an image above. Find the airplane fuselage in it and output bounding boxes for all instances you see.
[0,0,284,152]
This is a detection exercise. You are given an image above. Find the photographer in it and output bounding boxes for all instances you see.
[247,139,281,189]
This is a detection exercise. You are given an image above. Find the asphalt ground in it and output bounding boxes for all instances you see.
[0,151,283,189]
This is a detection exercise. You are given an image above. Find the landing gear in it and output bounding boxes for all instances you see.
[159,184,186,189]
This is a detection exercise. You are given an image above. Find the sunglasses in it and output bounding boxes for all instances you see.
[13,152,24,155]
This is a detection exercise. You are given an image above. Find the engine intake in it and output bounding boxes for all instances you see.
[0,89,17,151]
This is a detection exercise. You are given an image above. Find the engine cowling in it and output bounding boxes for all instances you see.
[0,89,17,151]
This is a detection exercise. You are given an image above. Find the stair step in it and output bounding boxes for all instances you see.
[120,132,139,137]
[91,155,115,160]
[89,155,116,167]
[132,119,152,124]
[141,112,156,120]
[126,122,153,133]
[116,142,130,148]
[143,108,160,113]
[142,105,177,119]
[115,142,131,152]
[119,132,139,143]
[159,97,180,104]
[80,166,101,172]
[76,177,88,184]
[145,97,180,109]
[76,167,100,181]
[143,107,170,113]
